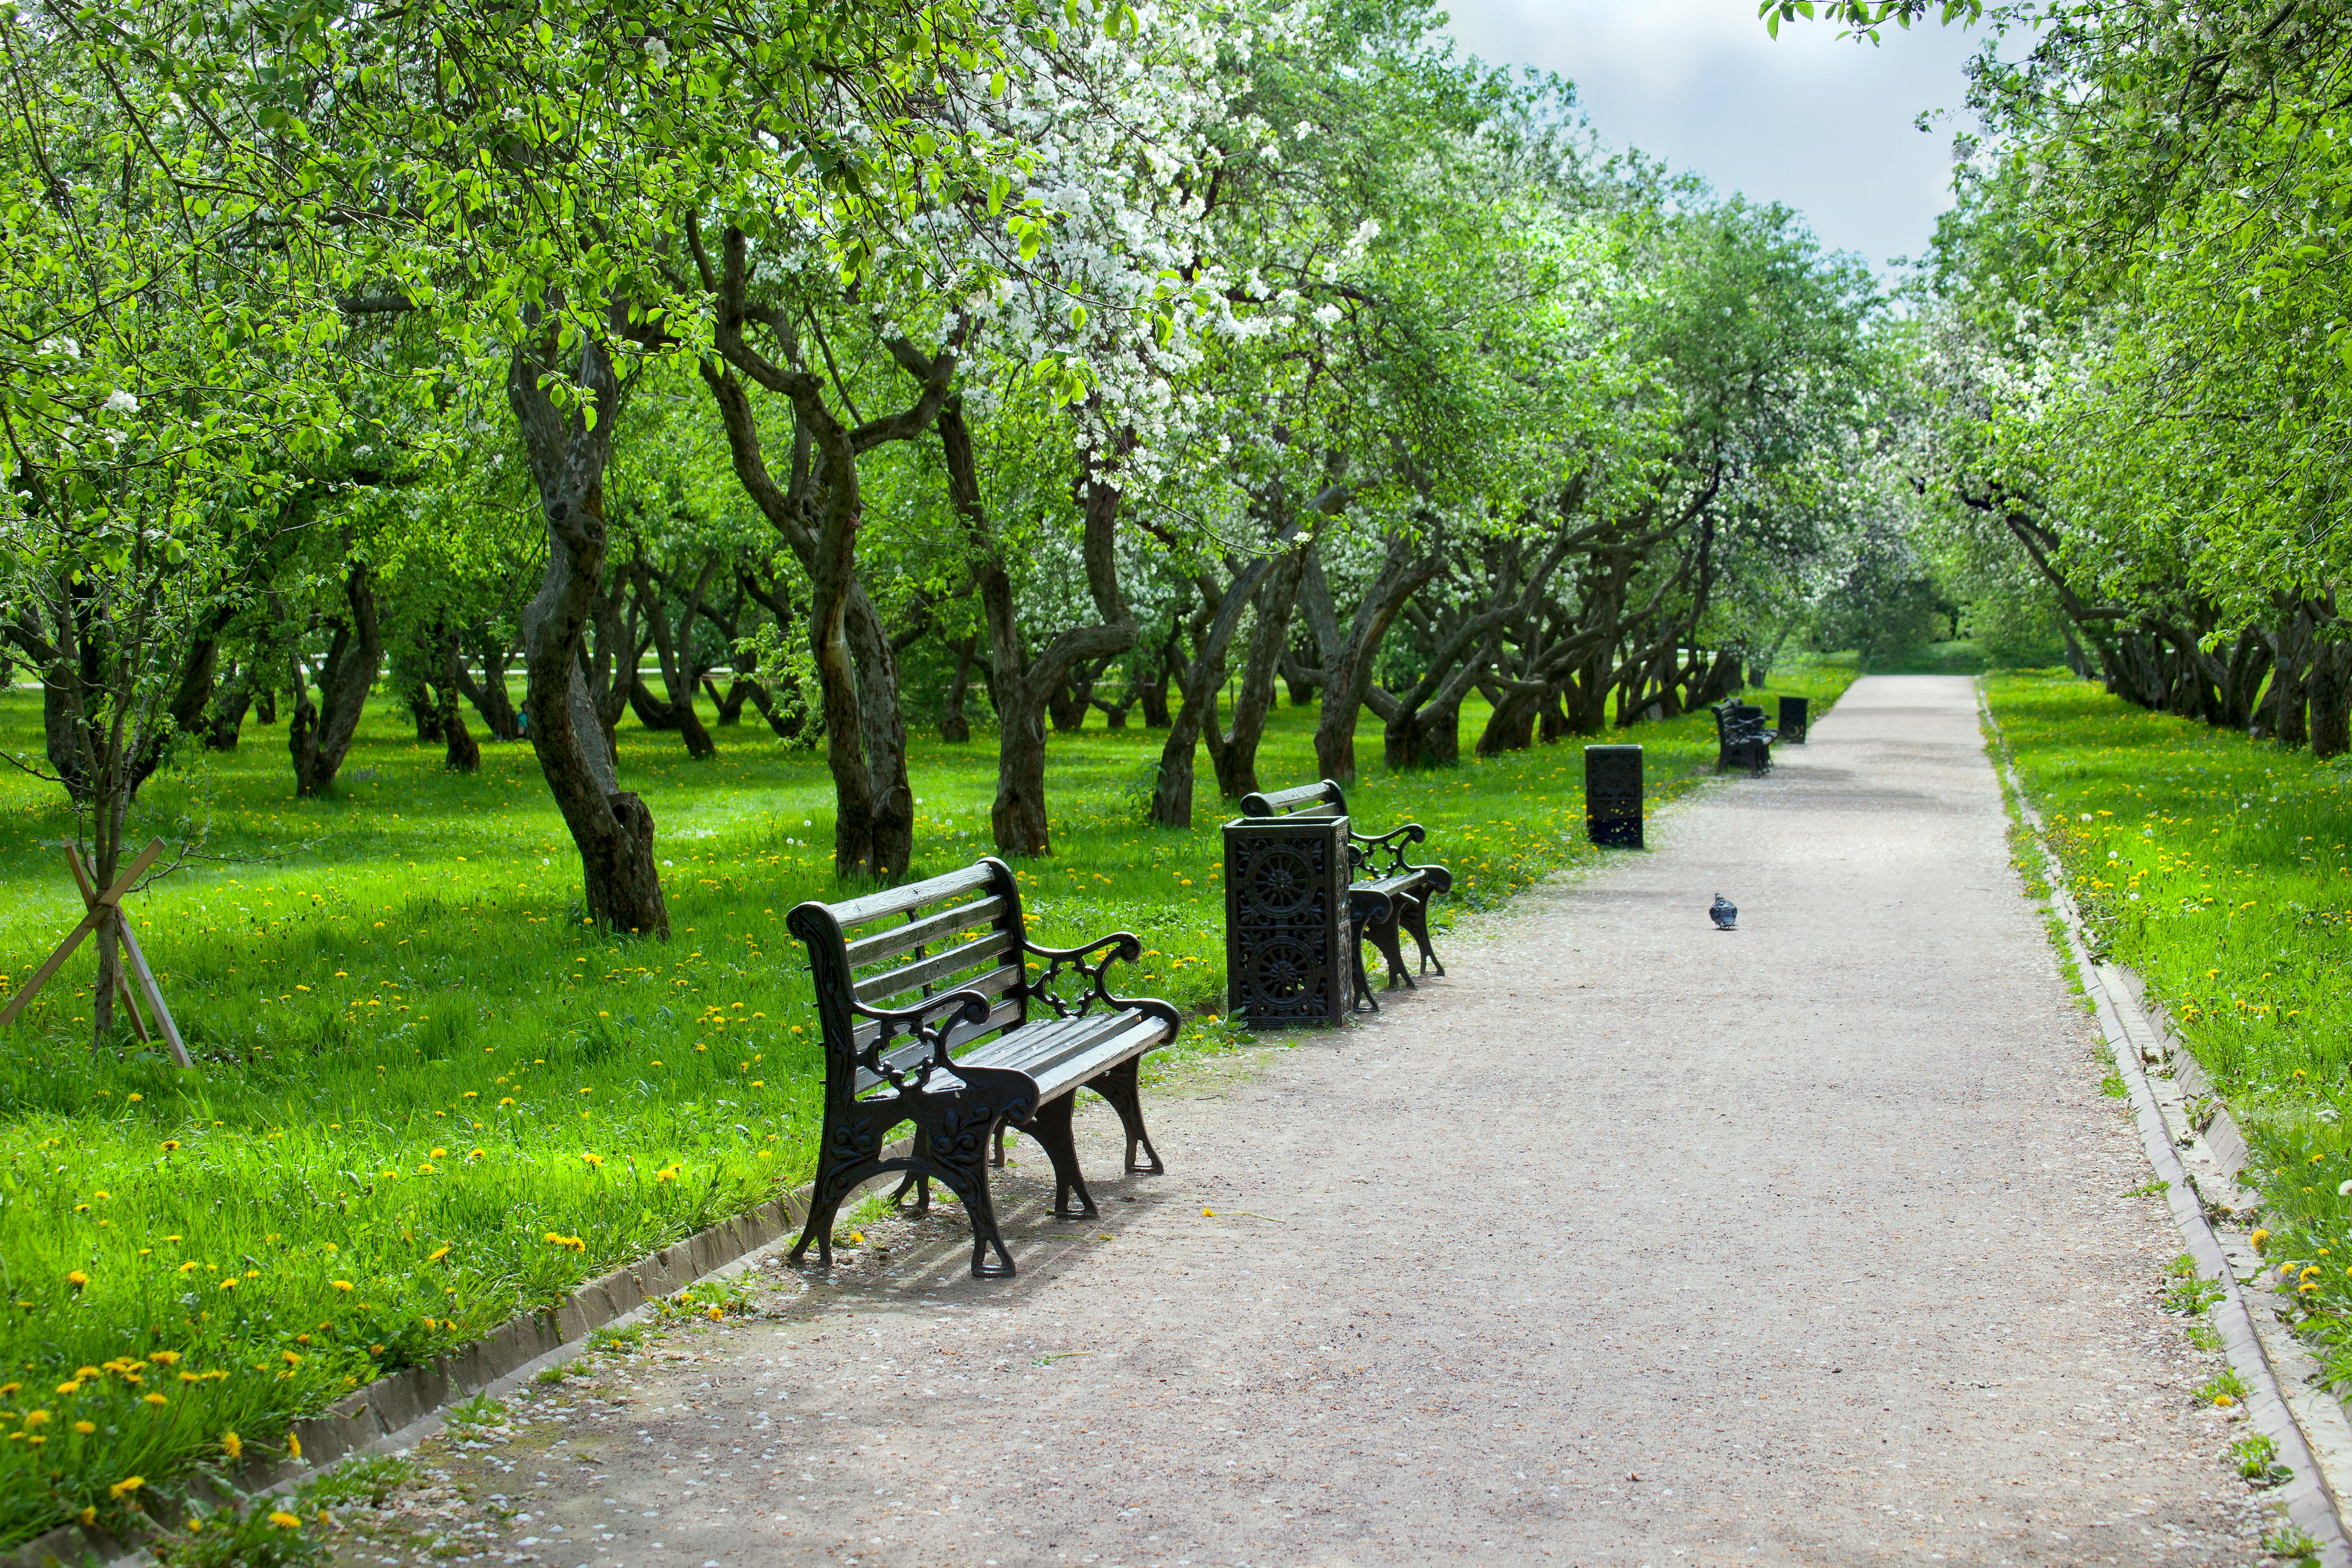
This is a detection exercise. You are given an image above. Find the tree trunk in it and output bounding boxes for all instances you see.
[2312,636,2352,760]
[844,588,916,876]
[2270,605,2316,748]
[631,560,717,760]
[1477,690,1540,755]
[508,333,670,938]
[1283,639,1318,706]
[1048,660,1104,733]
[1138,632,1178,728]
[1152,553,1286,828]
[204,669,252,751]
[697,225,955,878]
[254,686,277,724]
[289,561,384,797]
[943,635,976,742]
[1210,548,1301,801]
[407,682,444,745]
[439,632,479,773]
[938,402,1137,856]
[453,632,523,740]
[1305,534,1437,784]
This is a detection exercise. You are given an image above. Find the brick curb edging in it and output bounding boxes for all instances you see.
[2,1178,828,1568]
[1983,687,2352,1565]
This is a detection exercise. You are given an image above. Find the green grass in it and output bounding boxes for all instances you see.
[1985,669,2352,1388]
[1863,638,1991,675]
[0,660,1854,1545]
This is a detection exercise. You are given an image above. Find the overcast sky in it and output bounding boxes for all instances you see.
[1437,0,1985,274]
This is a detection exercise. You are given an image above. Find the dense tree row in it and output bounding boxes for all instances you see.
[1838,1,2352,750]
[0,0,1886,1051]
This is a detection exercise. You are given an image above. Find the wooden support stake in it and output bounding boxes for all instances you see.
[117,918,190,1068]
[0,838,169,1032]
[65,851,153,1044]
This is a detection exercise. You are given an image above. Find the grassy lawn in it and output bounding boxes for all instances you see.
[0,659,1854,1546]
[1985,670,2352,1384]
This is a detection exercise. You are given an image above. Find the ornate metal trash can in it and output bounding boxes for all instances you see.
[1224,813,1351,1027]
[1585,744,1643,849]
[1778,695,1809,744]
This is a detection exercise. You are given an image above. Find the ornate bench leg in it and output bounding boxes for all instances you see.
[889,1172,932,1216]
[1015,1092,1097,1219]
[1349,918,1380,1014]
[1087,1056,1164,1175]
[1399,893,1444,977]
[919,1141,1017,1278]
[1367,901,1414,990]
[789,1102,905,1268]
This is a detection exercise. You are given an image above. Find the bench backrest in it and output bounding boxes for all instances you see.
[1239,778,1350,821]
[786,858,1029,1099]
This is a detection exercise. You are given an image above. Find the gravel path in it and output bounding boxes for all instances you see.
[345,675,2280,1567]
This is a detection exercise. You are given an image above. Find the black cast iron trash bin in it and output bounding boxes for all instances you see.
[1224,812,1352,1026]
[1778,695,1809,744]
[1586,744,1643,848]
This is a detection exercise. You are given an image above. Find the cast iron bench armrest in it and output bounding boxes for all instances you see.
[1021,929,1182,1032]
[845,986,997,1093]
[1349,821,1430,876]
[1023,929,1143,965]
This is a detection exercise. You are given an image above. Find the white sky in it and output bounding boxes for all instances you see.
[1437,0,1985,273]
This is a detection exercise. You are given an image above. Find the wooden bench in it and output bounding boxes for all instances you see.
[1710,701,1774,774]
[1240,779,1452,996]
[784,858,1181,1278]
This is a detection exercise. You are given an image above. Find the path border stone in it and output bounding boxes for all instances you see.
[1983,686,2352,1566]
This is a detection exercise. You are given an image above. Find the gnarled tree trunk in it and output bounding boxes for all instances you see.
[289,561,384,797]
[508,329,670,938]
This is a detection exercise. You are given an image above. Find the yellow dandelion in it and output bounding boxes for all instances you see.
[427,1245,450,1263]
[330,1280,353,1293]
[141,1394,166,1407]
[65,1271,87,1290]
[269,1510,301,1529]
[108,1476,144,1500]
[72,1421,93,1435]
[222,1431,242,1460]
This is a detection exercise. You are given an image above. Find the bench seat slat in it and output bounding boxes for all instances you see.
[843,897,1007,967]
[961,1012,1169,1102]
[850,1009,1163,1100]
[855,929,1014,1004]
[826,863,995,929]
[1247,781,1340,813]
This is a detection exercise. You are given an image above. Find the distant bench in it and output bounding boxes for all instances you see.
[785,858,1180,1278]
[1241,779,1452,996]
[1711,701,1774,774]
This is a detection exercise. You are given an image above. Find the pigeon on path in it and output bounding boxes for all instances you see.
[1710,894,1737,930]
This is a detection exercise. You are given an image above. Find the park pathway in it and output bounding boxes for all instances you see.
[388,676,2274,1567]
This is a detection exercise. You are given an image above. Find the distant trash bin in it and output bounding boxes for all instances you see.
[1585,745,1643,849]
[1778,696,1809,744]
